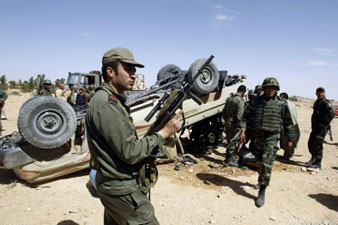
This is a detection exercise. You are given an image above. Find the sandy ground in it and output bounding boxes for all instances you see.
[0,93,338,225]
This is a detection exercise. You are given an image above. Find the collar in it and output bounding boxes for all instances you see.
[100,83,127,105]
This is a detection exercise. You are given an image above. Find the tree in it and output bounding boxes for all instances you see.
[28,76,35,91]
[55,78,65,87]
[0,75,8,90]
[9,81,17,89]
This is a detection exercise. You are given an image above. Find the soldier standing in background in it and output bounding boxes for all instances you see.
[279,92,300,160]
[222,85,246,167]
[254,84,264,96]
[307,87,335,171]
[0,89,8,136]
[85,47,182,224]
[240,77,295,207]
[35,79,53,96]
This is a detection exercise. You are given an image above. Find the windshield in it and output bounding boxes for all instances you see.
[67,73,80,85]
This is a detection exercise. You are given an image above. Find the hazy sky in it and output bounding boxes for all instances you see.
[0,0,337,99]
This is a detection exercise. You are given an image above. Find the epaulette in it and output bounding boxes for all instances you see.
[95,86,119,105]
[108,95,118,104]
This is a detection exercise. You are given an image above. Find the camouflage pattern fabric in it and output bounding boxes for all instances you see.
[254,132,280,186]
[222,94,245,159]
[241,94,295,186]
[34,89,53,96]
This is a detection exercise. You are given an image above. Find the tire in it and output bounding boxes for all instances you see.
[157,64,182,84]
[18,96,77,149]
[188,58,220,95]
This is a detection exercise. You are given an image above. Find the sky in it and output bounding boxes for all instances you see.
[0,0,337,99]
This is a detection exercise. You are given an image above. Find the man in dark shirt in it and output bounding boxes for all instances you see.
[307,87,335,171]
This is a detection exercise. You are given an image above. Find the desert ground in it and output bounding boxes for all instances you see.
[0,92,337,225]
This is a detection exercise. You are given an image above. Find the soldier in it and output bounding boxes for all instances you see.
[240,77,295,207]
[307,87,335,171]
[279,92,300,160]
[0,89,8,136]
[242,89,256,153]
[254,84,264,96]
[85,47,182,225]
[222,85,246,167]
[35,79,53,96]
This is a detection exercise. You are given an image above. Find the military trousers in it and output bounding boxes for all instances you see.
[308,127,329,161]
[253,132,280,186]
[98,188,159,225]
[225,125,239,161]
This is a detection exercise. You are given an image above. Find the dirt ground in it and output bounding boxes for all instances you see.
[0,93,338,225]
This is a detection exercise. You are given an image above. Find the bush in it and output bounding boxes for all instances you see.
[10,90,21,96]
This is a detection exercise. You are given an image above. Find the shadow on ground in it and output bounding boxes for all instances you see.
[309,193,338,212]
[196,172,256,200]
[275,155,306,167]
[0,169,20,185]
[57,220,79,225]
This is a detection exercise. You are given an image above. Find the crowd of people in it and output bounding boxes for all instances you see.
[35,80,95,107]
[222,79,335,208]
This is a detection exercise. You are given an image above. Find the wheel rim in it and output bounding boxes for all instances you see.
[36,110,64,135]
[199,68,213,85]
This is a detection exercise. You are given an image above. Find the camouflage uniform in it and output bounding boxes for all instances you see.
[243,90,256,153]
[35,80,53,96]
[86,48,166,225]
[308,96,334,167]
[222,93,245,163]
[0,89,8,135]
[241,79,295,187]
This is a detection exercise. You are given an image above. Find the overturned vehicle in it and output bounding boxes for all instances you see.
[0,58,246,183]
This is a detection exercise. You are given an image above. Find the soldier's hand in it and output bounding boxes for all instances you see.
[287,140,293,148]
[239,129,246,143]
[158,109,183,139]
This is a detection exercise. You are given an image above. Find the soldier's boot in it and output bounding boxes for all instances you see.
[223,156,238,167]
[307,158,322,171]
[306,157,317,167]
[255,185,266,208]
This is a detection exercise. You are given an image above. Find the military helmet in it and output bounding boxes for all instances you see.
[43,79,52,85]
[248,89,255,96]
[262,77,280,91]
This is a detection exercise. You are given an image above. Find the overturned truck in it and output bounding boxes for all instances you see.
[0,58,246,183]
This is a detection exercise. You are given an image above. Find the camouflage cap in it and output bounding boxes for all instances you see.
[102,47,144,68]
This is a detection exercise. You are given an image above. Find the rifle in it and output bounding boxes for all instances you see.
[225,130,241,150]
[145,55,215,135]
[328,125,333,141]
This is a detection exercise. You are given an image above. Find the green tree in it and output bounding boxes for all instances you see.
[55,78,65,87]
[28,76,35,91]
[0,75,8,90]
[9,81,17,89]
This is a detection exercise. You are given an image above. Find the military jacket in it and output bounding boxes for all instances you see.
[0,89,8,105]
[34,89,52,96]
[222,94,245,129]
[85,83,166,195]
[241,94,295,140]
[311,98,335,130]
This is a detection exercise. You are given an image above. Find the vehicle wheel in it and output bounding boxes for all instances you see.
[188,58,220,95]
[157,64,182,84]
[18,96,77,149]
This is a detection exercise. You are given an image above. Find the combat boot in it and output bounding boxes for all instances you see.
[255,185,266,208]
[223,157,239,167]
[306,157,316,167]
[307,158,322,171]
